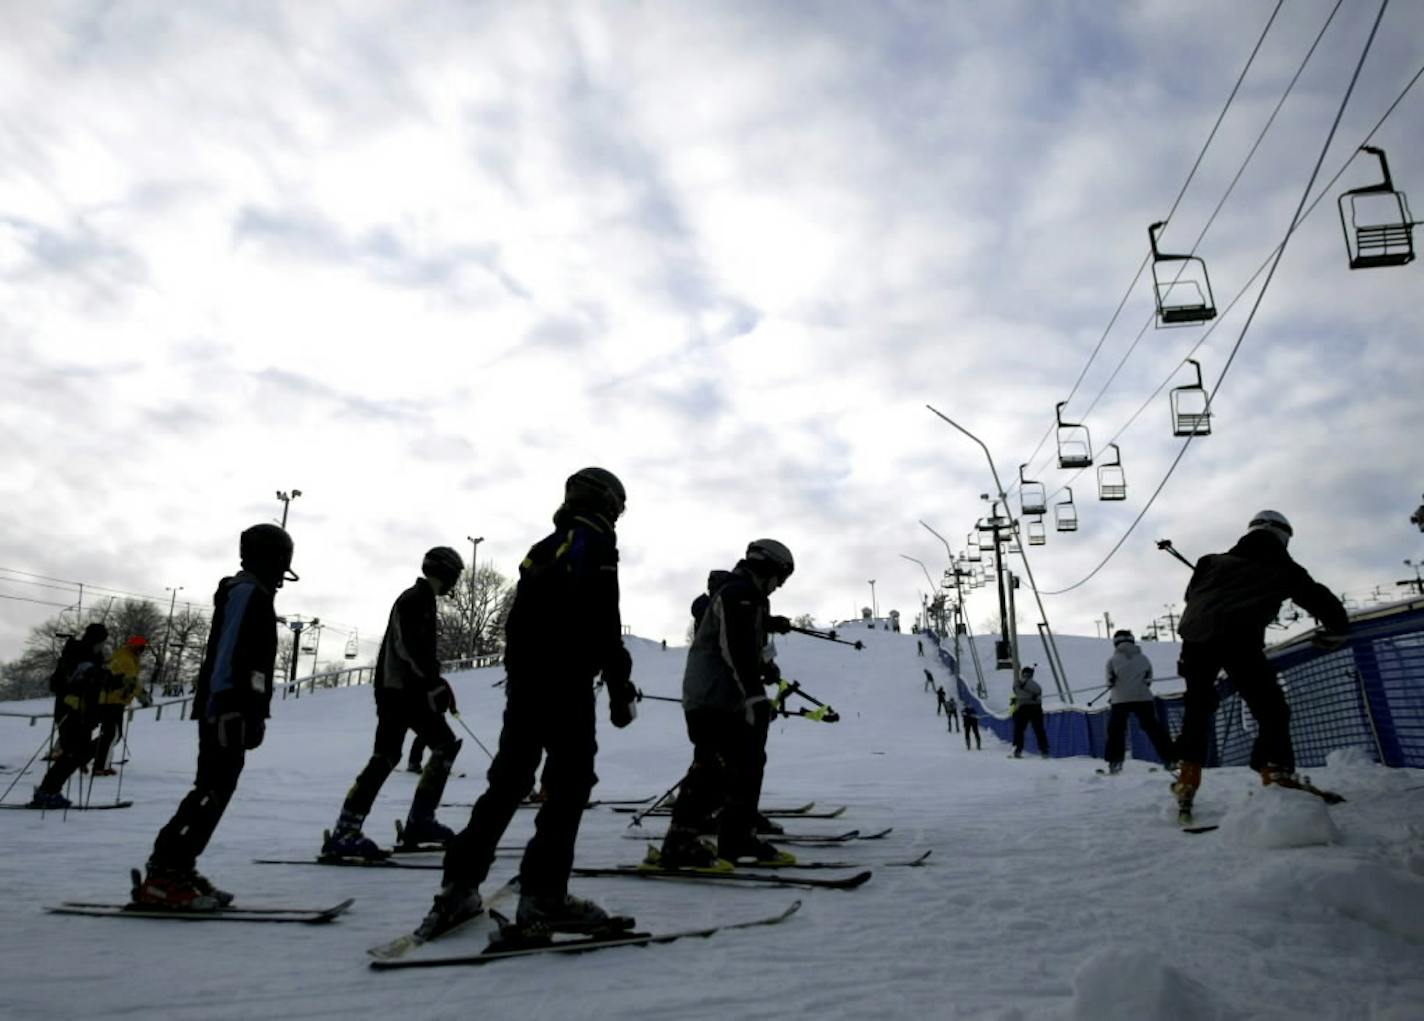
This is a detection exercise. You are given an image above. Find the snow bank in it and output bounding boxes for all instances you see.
[1218,785,1341,848]
[1070,947,1239,1021]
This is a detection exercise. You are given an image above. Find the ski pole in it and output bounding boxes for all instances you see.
[635,689,682,705]
[787,624,864,650]
[1156,539,1196,570]
[450,711,495,761]
[0,728,54,804]
[1086,686,1112,707]
[628,776,682,828]
[114,716,132,807]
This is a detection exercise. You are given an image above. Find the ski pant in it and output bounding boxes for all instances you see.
[667,706,765,852]
[407,735,426,769]
[444,674,597,899]
[91,705,125,770]
[1176,637,1292,772]
[150,720,245,870]
[964,717,981,750]
[36,711,96,795]
[1104,700,1174,767]
[342,690,459,826]
[946,709,959,733]
[1012,705,1049,755]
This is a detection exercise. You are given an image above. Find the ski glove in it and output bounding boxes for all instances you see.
[607,675,638,729]
[426,679,457,715]
[766,615,792,635]
[760,662,782,687]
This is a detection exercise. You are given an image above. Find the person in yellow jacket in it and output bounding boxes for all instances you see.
[91,636,153,775]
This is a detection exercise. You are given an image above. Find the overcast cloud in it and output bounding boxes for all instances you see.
[2,1,1422,664]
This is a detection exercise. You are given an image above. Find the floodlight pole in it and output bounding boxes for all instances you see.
[926,404,1073,702]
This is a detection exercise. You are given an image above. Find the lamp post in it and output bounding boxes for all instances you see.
[158,585,183,696]
[899,554,938,633]
[466,535,484,656]
[276,489,302,528]
[926,404,1072,701]
[868,580,877,624]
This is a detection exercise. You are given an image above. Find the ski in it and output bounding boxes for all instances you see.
[1182,825,1220,834]
[441,795,655,810]
[369,900,802,970]
[1268,777,1346,805]
[696,849,930,871]
[1,800,133,811]
[48,897,353,924]
[612,801,820,817]
[569,864,871,890]
[366,880,519,961]
[255,856,440,870]
[622,827,890,845]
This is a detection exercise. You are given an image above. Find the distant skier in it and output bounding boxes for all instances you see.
[29,631,111,807]
[917,639,924,657]
[935,683,947,714]
[1011,666,1049,758]
[42,622,108,764]
[659,538,797,868]
[1171,511,1348,818]
[924,668,935,692]
[323,546,466,859]
[944,691,960,733]
[421,468,638,936]
[134,523,295,909]
[961,702,981,750]
[90,636,153,775]
[1102,630,1173,775]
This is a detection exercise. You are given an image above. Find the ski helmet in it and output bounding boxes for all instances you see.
[81,623,109,644]
[1112,629,1135,646]
[126,635,148,650]
[1248,510,1293,546]
[1021,665,1035,677]
[745,538,795,582]
[565,467,626,519]
[240,523,297,583]
[421,546,465,586]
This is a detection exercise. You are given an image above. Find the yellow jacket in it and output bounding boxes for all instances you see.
[99,646,146,706]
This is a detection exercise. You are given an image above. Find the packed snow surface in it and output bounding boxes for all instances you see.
[2,625,1422,1020]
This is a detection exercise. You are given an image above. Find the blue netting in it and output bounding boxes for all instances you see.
[947,602,1424,768]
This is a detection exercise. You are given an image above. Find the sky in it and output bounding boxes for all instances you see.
[2,0,1422,665]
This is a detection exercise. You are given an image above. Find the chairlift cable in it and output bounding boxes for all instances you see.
[1040,0,1393,597]
[1010,0,1286,487]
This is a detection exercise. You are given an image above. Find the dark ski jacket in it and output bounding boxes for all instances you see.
[50,637,101,697]
[195,571,278,723]
[373,577,442,696]
[1177,530,1347,646]
[690,570,734,634]
[682,562,774,713]
[503,505,630,686]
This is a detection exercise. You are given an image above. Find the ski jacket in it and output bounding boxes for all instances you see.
[961,704,978,724]
[1105,642,1154,704]
[503,505,630,686]
[1012,675,1043,707]
[98,645,146,707]
[373,577,442,695]
[50,638,98,696]
[682,562,774,713]
[1177,530,1348,645]
[60,657,109,714]
[195,571,278,723]
[690,570,734,634]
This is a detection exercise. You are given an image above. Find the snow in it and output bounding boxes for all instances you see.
[2,624,1423,1020]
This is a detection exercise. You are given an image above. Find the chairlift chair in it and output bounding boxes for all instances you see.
[1019,463,1047,516]
[1149,221,1216,326]
[1055,402,1093,469]
[1055,487,1079,532]
[1170,359,1212,437]
[1338,146,1417,269]
[343,632,359,661]
[1004,524,1022,555]
[1097,443,1127,501]
[966,534,982,562]
[1027,516,1047,546]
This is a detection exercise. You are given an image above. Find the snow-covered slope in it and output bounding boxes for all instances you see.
[2,627,1422,1020]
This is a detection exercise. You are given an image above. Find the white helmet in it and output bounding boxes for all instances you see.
[1248,510,1293,546]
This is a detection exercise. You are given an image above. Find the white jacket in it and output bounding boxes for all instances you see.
[1106,642,1154,703]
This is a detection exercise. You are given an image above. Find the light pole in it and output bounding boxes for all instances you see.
[899,554,938,632]
[276,489,302,528]
[926,404,1073,701]
[466,535,484,656]
[868,580,877,624]
[158,585,183,696]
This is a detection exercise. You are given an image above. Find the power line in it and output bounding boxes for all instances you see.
[1042,0,1395,596]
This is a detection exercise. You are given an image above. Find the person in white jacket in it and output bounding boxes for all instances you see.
[1011,667,1049,758]
[1103,631,1175,774]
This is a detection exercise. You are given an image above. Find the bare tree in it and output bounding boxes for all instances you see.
[437,563,515,660]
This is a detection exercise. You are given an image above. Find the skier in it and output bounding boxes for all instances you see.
[924,668,935,692]
[961,702,981,750]
[1171,511,1348,817]
[1011,666,1049,758]
[944,691,960,733]
[91,636,153,775]
[935,683,947,714]
[134,523,295,909]
[43,623,108,763]
[659,538,797,868]
[917,639,924,657]
[29,633,112,807]
[421,468,638,935]
[323,546,466,859]
[1102,630,1174,775]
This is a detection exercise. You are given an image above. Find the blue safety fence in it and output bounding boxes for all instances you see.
[949,599,1424,768]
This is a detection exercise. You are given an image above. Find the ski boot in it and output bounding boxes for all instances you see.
[405,760,423,774]
[754,811,785,835]
[415,882,483,941]
[655,826,726,870]
[719,834,796,867]
[91,767,117,777]
[190,868,235,907]
[515,891,610,930]
[132,863,220,912]
[1107,761,1123,776]
[1259,764,1345,804]
[321,826,386,861]
[1172,762,1202,825]
[397,814,454,850]
[28,788,71,810]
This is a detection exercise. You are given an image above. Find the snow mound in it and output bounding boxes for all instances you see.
[1231,856,1424,944]
[1069,947,1239,1021]
[1218,785,1340,848]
